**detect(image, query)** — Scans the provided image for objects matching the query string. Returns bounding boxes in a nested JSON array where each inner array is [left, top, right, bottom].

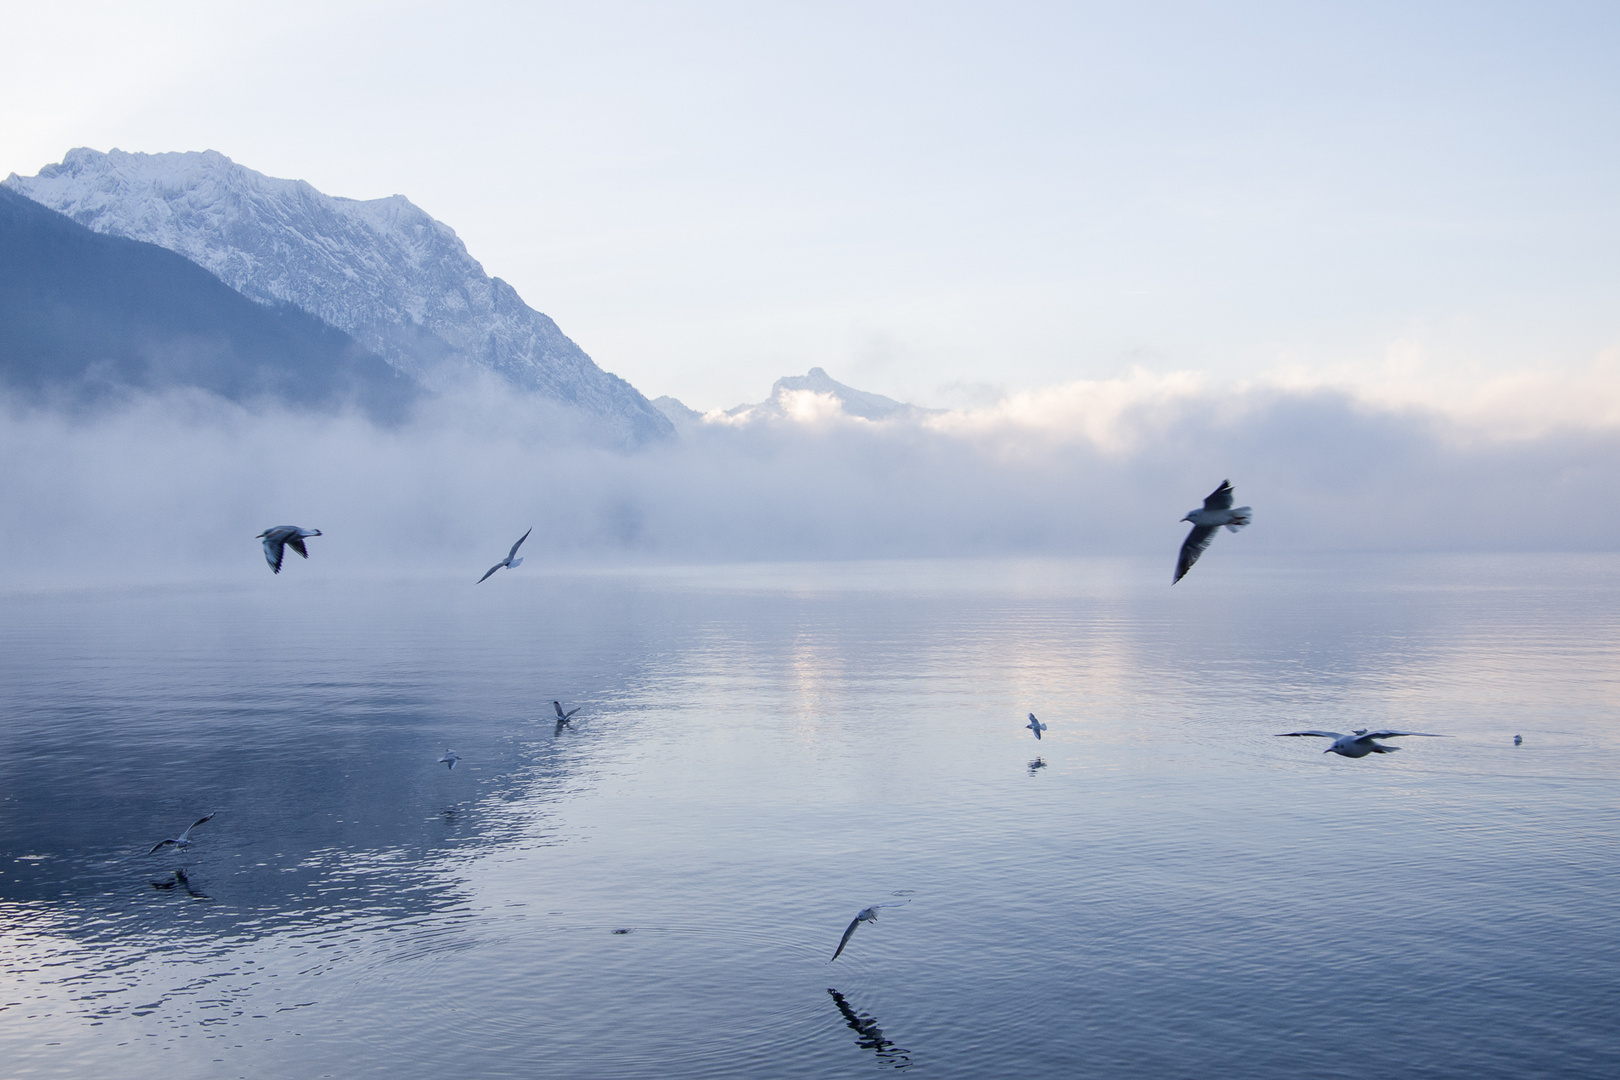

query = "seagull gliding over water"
[[258, 526, 321, 574], [438, 750, 461, 770], [478, 528, 532, 583], [1277, 729, 1445, 758], [552, 700, 581, 736], [1026, 713, 1047, 740], [149, 813, 214, 854], [1173, 481, 1251, 584], [830, 901, 909, 962]]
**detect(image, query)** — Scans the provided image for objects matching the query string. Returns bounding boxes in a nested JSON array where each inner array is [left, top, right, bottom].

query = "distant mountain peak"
[[5, 148, 671, 445], [725, 367, 937, 423]]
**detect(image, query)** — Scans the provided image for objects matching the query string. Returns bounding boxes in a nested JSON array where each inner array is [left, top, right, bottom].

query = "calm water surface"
[[2, 555, 1617, 1078]]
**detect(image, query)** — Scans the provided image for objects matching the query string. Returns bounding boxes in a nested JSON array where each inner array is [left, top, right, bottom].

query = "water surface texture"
[[2, 556, 1617, 1078]]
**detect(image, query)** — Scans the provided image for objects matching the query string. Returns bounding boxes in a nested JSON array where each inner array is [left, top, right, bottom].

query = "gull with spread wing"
[[438, 750, 461, 770], [1277, 728, 1446, 758], [552, 700, 581, 736], [1174, 481, 1251, 584], [258, 526, 321, 574], [1026, 713, 1047, 740], [831, 901, 909, 962], [149, 813, 215, 854], [478, 528, 532, 583]]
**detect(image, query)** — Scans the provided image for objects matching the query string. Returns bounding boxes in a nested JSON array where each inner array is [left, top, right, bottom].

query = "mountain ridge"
[[5, 148, 671, 445], [0, 186, 416, 419]]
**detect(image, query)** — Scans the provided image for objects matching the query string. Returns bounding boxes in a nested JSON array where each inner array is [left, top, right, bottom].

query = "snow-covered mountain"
[[719, 367, 940, 423], [5, 149, 671, 444]]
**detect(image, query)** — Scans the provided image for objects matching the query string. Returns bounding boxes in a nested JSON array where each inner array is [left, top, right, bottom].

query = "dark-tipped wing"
[[262, 536, 285, 573], [1203, 480, 1234, 512], [1174, 525, 1218, 584], [831, 916, 862, 961], [1277, 730, 1344, 739], [508, 528, 533, 561], [286, 536, 309, 560], [1357, 730, 1445, 741], [177, 813, 215, 841], [564, 707, 580, 719], [477, 562, 503, 583], [554, 700, 566, 719]]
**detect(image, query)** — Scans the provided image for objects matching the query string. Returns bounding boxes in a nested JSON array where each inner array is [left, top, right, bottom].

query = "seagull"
[[1514, 734, 1523, 746], [830, 901, 909, 962], [1026, 713, 1047, 740], [1277, 728, 1446, 758], [1174, 480, 1252, 584], [477, 528, 532, 583], [438, 750, 460, 770], [553, 700, 580, 736], [257, 526, 322, 574], [148, 813, 214, 854]]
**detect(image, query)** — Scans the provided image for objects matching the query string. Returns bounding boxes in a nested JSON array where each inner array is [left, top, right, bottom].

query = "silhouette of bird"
[[1026, 713, 1047, 740], [438, 750, 460, 770], [831, 902, 909, 961], [1514, 734, 1523, 746], [1174, 481, 1252, 584], [148, 813, 214, 854], [150, 868, 210, 899], [1277, 728, 1445, 758], [258, 526, 321, 574], [478, 528, 532, 583]]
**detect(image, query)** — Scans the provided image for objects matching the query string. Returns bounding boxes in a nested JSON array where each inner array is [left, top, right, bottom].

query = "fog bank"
[[2, 375, 1616, 587]]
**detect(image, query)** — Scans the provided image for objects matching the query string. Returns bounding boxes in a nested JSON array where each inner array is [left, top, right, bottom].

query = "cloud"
[[1, 369, 1617, 587]]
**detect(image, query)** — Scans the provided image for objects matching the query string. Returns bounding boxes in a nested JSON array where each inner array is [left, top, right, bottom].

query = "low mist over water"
[[3, 557, 1616, 1078], [2, 375, 1617, 588]]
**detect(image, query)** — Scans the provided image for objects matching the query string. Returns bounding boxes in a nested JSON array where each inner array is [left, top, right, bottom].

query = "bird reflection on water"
[[149, 868, 210, 900], [1028, 757, 1047, 775], [827, 988, 912, 1069]]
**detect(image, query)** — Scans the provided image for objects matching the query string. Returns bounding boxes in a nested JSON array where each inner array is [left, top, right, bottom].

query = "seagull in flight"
[[478, 528, 532, 583], [1277, 729, 1446, 758], [1514, 735, 1523, 746], [257, 526, 321, 574], [552, 700, 581, 736], [1174, 481, 1251, 584], [149, 813, 214, 854], [830, 901, 909, 962], [438, 750, 461, 770], [1026, 713, 1047, 740]]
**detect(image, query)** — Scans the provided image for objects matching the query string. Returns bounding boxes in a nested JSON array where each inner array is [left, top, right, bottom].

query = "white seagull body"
[[1026, 713, 1047, 740], [1277, 728, 1445, 758], [478, 528, 532, 583], [258, 526, 321, 574], [149, 813, 215, 854], [1174, 481, 1251, 584], [438, 750, 460, 770], [830, 901, 909, 962], [552, 700, 581, 736]]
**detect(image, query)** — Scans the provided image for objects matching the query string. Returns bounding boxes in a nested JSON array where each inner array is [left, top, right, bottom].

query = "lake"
[[2, 555, 1617, 1078]]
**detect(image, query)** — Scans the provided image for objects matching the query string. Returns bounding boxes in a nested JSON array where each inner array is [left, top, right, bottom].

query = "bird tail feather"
[[1225, 508, 1252, 532], [509, 557, 524, 569]]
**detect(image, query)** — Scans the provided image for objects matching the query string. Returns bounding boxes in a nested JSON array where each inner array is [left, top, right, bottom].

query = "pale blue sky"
[[4, 1, 1618, 414]]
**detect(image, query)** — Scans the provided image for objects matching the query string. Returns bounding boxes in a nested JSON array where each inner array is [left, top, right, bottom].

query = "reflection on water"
[[1, 555, 1618, 1078], [828, 987, 913, 1069]]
